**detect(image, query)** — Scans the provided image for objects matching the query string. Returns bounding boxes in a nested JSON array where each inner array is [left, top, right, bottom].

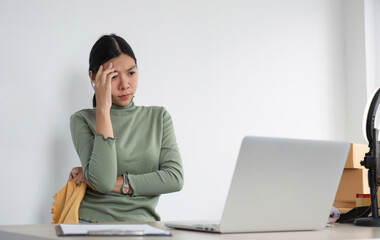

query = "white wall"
[[364, 0, 380, 135], [0, 0, 365, 224], [345, 0, 368, 144], [364, 0, 380, 97], [344, 0, 380, 144]]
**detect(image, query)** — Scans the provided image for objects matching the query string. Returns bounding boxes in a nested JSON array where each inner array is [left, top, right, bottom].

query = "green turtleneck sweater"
[[70, 101, 184, 223]]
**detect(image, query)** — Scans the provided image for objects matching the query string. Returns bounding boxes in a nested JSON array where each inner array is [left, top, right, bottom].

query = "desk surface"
[[0, 222, 380, 240]]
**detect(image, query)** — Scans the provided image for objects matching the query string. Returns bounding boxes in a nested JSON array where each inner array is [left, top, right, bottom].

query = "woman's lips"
[[119, 94, 130, 100]]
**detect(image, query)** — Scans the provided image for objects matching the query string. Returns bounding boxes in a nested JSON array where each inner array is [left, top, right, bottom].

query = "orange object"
[[344, 144, 369, 169], [335, 169, 369, 202], [51, 180, 87, 224], [356, 194, 371, 207]]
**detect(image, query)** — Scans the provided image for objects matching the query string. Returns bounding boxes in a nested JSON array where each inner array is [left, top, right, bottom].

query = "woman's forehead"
[[104, 54, 136, 70]]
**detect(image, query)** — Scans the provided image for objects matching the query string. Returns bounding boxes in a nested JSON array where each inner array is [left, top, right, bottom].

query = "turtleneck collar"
[[111, 100, 136, 110]]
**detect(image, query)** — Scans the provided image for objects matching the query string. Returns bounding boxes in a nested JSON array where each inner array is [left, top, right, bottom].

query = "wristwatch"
[[120, 172, 130, 195]]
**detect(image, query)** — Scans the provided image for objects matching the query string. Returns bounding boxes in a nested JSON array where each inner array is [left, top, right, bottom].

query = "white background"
[[0, 0, 377, 224]]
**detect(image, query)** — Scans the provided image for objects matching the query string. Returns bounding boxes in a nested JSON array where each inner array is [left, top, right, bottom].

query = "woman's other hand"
[[68, 167, 85, 184], [93, 63, 118, 111], [68, 166, 97, 190]]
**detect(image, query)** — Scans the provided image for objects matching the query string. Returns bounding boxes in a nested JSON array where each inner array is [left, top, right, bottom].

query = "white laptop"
[[165, 136, 350, 233]]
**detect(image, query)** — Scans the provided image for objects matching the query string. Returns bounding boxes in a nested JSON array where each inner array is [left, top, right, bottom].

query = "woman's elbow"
[[172, 171, 184, 192], [88, 177, 116, 194], [174, 180, 184, 192]]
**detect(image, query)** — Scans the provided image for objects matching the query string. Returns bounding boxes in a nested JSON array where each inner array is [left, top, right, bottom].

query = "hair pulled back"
[[89, 34, 137, 107]]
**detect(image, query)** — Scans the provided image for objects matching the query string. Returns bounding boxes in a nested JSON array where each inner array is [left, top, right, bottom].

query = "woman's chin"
[[113, 99, 131, 107]]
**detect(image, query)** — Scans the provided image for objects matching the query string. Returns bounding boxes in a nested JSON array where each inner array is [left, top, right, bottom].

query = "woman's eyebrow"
[[126, 66, 136, 71]]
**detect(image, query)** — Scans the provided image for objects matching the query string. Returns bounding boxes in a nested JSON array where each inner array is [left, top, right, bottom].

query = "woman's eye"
[[128, 71, 136, 76], [112, 75, 118, 79]]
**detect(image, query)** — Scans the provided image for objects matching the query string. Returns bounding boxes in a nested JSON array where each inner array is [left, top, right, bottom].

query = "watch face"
[[122, 187, 129, 194]]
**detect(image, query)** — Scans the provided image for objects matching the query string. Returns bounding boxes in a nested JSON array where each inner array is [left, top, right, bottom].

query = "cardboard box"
[[344, 143, 369, 169], [334, 200, 356, 213], [335, 207, 353, 214], [333, 200, 356, 209], [334, 168, 380, 213], [333, 143, 369, 212], [335, 168, 369, 202]]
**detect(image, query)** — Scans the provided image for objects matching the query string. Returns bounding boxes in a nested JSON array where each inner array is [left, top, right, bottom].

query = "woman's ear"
[[89, 71, 95, 84]]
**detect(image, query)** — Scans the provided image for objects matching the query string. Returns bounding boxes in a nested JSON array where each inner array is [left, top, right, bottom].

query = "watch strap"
[[120, 172, 130, 195]]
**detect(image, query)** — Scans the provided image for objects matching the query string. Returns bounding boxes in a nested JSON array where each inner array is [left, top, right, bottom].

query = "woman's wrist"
[[96, 106, 111, 115], [112, 176, 123, 193], [96, 108, 114, 138], [113, 176, 134, 195]]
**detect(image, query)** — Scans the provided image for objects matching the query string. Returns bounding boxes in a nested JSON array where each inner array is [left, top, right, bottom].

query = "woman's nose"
[[119, 77, 130, 90]]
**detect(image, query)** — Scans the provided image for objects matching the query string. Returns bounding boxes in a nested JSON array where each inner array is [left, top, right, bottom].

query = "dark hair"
[[89, 34, 137, 107]]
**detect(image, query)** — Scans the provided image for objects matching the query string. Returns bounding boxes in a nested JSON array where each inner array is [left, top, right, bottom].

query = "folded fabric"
[[328, 206, 340, 224], [51, 179, 87, 224]]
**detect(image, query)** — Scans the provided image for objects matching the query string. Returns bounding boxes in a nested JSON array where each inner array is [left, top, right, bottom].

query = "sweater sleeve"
[[128, 109, 184, 196], [70, 113, 117, 193]]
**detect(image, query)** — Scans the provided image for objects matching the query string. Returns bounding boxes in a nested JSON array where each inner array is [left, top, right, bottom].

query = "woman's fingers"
[[68, 166, 91, 187], [92, 62, 115, 110], [106, 71, 118, 82], [69, 168, 77, 180], [96, 63, 116, 85], [94, 65, 103, 85], [74, 172, 85, 184], [72, 167, 80, 175], [74, 175, 81, 184], [68, 167, 83, 181]]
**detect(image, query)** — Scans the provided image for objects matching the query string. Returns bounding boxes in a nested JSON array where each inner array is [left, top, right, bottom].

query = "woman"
[[68, 34, 184, 223]]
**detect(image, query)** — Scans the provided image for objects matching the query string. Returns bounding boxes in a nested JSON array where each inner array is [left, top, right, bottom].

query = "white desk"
[[0, 222, 380, 240]]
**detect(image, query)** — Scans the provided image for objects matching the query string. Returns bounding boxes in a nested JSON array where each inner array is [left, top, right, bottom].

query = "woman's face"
[[97, 54, 138, 107]]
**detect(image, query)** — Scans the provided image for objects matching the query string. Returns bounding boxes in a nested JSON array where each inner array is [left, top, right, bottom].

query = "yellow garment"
[[51, 180, 87, 224]]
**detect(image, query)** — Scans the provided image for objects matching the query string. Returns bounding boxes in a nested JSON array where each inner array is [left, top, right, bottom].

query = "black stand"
[[354, 170, 380, 226], [354, 129, 380, 226]]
